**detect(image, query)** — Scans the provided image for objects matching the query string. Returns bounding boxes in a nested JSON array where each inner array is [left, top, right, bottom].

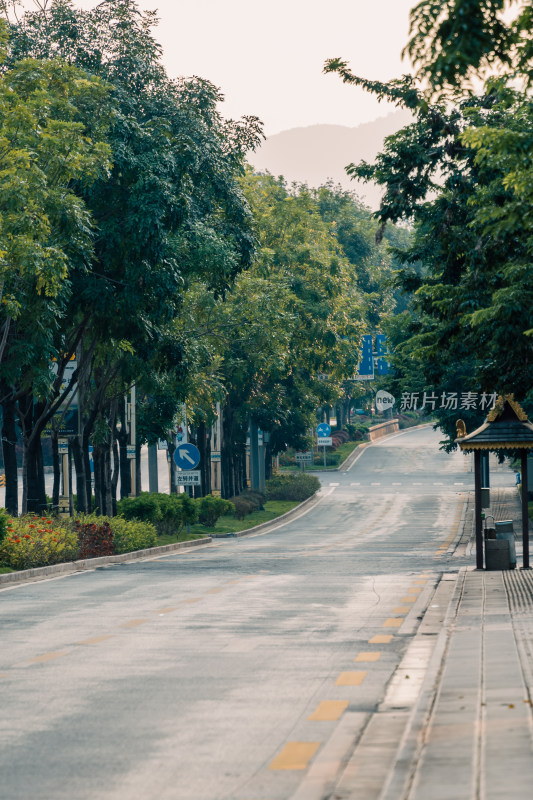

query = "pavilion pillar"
[[521, 451, 530, 569], [474, 449, 483, 569]]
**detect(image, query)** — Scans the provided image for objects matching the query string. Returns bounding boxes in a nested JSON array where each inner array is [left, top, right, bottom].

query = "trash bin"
[[495, 520, 516, 569], [485, 538, 511, 570]]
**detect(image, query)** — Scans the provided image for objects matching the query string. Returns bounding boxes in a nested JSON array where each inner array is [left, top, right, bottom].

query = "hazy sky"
[[55, 1, 416, 135]]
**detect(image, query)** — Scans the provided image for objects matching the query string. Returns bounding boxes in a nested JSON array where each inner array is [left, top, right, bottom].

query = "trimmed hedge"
[[116, 492, 198, 536], [265, 473, 319, 502], [108, 516, 157, 554], [197, 495, 234, 527], [230, 490, 265, 520]]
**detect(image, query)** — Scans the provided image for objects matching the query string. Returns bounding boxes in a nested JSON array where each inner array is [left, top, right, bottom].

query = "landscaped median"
[[0, 473, 321, 585]]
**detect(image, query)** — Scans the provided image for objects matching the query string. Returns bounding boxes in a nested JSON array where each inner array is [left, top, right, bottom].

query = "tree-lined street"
[[0, 426, 517, 799]]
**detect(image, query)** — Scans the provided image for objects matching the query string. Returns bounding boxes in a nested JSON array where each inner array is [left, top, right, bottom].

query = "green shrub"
[[197, 495, 234, 527], [0, 514, 78, 570], [116, 493, 162, 524], [313, 452, 341, 466], [108, 517, 157, 554], [265, 473, 320, 501], [231, 495, 255, 520], [0, 508, 9, 543], [229, 490, 265, 520], [154, 493, 198, 536]]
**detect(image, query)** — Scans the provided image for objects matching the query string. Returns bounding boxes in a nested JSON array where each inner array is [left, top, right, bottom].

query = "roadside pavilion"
[[455, 395, 533, 570]]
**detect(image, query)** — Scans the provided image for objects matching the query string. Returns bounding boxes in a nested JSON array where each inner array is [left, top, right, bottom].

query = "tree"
[[2, 0, 261, 512], [324, 54, 533, 447], [406, 0, 532, 91], [0, 20, 112, 512]]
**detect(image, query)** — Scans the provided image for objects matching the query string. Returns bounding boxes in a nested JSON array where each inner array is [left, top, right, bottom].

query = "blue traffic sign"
[[174, 443, 200, 470], [317, 423, 331, 438]]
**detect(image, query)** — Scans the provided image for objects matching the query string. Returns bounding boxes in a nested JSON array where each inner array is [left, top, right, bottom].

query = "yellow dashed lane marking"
[[183, 598, 201, 604], [0, 673, 8, 677], [401, 597, 416, 604], [269, 742, 320, 770], [78, 635, 114, 645], [419, 574, 430, 578], [308, 700, 349, 721], [335, 671, 367, 686], [355, 652, 381, 662], [207, 588, 223, 594], [413, 580, 427, 585], [155, 607, 177, 614], [407, 588, 422, 594], [394, 606, 412, 614], [26, 651, 69, 664], [384, 618, 404, 628], [369, 634, 393, 644], [120, 619, 148, 628]]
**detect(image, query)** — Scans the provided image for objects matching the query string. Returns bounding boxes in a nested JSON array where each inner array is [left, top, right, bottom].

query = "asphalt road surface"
[[0, 426, 515, 800]]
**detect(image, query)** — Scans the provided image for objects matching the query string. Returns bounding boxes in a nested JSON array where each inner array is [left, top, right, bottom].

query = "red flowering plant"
[[0, 514, 78, 571], [75, 518, 114, 559]]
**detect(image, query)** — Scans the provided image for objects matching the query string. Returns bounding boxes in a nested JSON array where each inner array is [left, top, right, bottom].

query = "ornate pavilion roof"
[[455, 395, 533, 451]]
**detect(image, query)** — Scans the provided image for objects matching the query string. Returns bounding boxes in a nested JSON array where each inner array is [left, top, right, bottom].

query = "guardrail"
[[368, 418, 400, 441]]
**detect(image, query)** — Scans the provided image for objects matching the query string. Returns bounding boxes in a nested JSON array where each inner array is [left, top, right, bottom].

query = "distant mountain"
[[248, 110, 413, 210]]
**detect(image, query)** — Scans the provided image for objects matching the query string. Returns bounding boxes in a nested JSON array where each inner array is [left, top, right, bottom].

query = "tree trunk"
[[51, 431, 60, 511], [135, 439, 142, 496], [111, 437, 119, 515], [26, 433, 46, 514], [93, 446, 103, 514], [71, 436, 87, 513], [104, 443, 113, 516], [1, 394, 19, 515], [221, 403, 233, 499]]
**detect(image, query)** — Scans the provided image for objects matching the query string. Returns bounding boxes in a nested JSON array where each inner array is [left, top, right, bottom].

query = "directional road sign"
[[174, 443, 200, 470], [176, 470, 201, 486], [317, 423, 331, 438]]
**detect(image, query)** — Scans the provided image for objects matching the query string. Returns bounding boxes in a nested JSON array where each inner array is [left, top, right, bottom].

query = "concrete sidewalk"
[[330, 490, 533, 800]]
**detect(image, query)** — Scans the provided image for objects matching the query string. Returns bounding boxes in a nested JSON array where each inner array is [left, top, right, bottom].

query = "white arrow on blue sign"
[[174, 443, 200, 470], [317, 423, 331, 438]]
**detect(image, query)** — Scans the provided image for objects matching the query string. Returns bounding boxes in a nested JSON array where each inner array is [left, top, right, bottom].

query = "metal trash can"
[[485, 538, 511, 570], [495, 520, 516, 569]]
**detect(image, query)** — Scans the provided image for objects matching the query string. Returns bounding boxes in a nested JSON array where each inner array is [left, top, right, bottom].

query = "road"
[[0, 426, 515, 800]]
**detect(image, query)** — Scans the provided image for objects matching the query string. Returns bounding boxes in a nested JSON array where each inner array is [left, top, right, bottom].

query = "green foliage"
[[197, 495, 234, 528], [406, 1, 532, 91], [116, 493, 162, 524], [0, 508, 9, 542], [326, 49, 533, 447], [155, 493, 199, 536], [106, 516, 157, 554], [116, 492, 199, 536], [265, 473, 320, 502], [0, 514, 78, 570], [230, 490, 265, 520]]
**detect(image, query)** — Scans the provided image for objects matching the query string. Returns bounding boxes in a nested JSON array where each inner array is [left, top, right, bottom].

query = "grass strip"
[[156, 500, 299, 545]]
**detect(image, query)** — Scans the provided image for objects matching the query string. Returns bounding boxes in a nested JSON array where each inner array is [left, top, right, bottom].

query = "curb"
[[0, 536, 212, 588], [327, 422, 433, 473], [211, 491, 322, 538]]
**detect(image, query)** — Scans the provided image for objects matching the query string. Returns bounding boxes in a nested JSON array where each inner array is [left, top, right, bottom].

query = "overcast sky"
[[64, 1, 415, 135]]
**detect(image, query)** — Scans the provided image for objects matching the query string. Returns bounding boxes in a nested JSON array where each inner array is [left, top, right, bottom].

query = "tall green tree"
[[2, 0, 261, 512]]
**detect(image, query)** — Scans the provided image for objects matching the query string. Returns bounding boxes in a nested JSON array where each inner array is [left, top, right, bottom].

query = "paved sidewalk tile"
[[409, 570, 533, 800]]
